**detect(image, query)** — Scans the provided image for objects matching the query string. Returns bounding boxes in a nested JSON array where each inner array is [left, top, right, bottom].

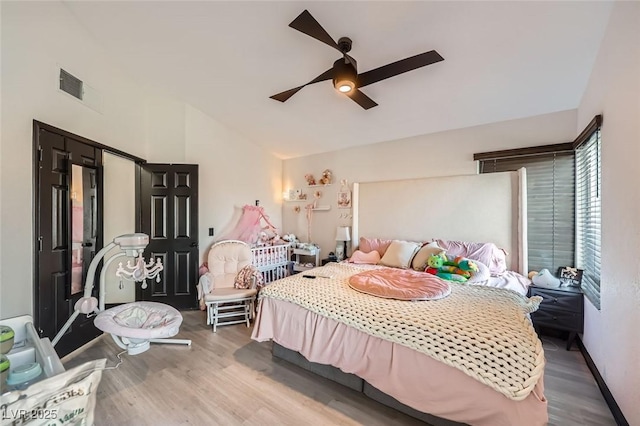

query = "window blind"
[[575, 129, 601, 309], [480, 152, 575, 273]]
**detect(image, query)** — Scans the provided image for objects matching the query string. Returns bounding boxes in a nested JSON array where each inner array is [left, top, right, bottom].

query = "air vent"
[[59, 69, 83, 100]]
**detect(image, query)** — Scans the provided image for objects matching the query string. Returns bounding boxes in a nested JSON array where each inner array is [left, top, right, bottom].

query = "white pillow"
[[411, 241, 444, 270], [378, 240, 422, 269]]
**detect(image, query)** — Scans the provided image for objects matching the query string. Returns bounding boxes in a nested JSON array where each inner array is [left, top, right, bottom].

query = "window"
[[575, 127, 601, 309], [478, 150, 575, 273], [476, 114, 603, 309]]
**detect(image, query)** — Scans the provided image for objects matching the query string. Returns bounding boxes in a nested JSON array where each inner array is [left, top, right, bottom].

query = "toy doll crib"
[[251, 243, 292, 283]]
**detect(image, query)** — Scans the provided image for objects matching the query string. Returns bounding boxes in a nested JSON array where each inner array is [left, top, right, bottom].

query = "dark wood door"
[[35, 124, 102, 357], [138, 164, 198, 309]]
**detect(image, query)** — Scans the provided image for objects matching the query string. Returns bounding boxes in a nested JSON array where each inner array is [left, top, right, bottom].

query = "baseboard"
[[104, 303, 122, 310], [578, 338, 629, 426], [60, 333, 105, 364]]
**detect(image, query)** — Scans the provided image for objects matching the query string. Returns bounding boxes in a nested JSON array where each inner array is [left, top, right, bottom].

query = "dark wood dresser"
[[528, 284, 584, 350]]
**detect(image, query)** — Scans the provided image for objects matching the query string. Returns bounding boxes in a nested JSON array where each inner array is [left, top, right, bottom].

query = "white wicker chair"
[[201, 240, 257, 332]]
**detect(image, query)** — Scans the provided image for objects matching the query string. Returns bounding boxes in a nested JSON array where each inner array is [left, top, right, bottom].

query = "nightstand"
[[322, 256, 338, 266], [528, 284, 584, 350]]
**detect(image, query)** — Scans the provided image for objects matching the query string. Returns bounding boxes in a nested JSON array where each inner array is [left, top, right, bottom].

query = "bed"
[[252, 171, 548, 425]]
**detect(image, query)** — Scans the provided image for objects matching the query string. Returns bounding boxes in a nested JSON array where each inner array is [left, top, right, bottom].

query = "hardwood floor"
[[64, 311, 616, 425]]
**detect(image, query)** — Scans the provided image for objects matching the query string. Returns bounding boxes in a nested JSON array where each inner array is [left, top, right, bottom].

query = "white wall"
[[282, 110, 577, 257], [577, 2, 640, 424], [0, 2, 282, 319], [103, 153, 137, 304], [185, 105, 283, 264], [0, 3, 3, 316], [0, 1, 147, 319], [145, 94, 186, 163]]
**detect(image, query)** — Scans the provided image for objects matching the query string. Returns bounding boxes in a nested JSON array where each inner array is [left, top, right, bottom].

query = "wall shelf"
[[307, 184, 332, 187], [283, 202, 330, 211]]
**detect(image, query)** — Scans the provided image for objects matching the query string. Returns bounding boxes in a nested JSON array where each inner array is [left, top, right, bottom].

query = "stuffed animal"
[[531, 269, 561, 288], [319, 169, 332, 185], [305, 174, 316, 186], [425, 252, 479, 282], [282, 233, 298, 245]]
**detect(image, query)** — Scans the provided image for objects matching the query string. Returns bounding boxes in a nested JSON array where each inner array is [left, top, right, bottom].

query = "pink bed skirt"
[[252, 297, 548, 426]]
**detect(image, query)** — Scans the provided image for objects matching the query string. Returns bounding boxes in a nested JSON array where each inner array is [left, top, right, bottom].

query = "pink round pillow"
[[348, 269, 451, 301]]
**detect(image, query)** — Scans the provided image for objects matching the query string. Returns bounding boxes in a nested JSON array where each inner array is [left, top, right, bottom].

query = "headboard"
[[352, 170, 527, 274]]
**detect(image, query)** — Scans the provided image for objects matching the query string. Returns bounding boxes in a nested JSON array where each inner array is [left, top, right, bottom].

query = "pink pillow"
[[359, 237, 393, 257], [349, 250, 381, 265], [434, 239, 508, 276]]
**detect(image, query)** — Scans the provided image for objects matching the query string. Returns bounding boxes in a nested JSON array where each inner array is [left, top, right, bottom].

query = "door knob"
[[82, 242, 93, 247], [190, 242, 198, 248]]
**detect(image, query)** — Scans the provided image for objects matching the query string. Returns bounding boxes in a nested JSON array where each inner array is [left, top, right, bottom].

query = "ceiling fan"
[[270, 9, 444, 110]]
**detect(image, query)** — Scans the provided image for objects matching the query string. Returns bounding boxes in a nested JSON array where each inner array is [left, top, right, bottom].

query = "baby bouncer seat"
[[53, 234, 191, 355], [94, 301, 184, 355]]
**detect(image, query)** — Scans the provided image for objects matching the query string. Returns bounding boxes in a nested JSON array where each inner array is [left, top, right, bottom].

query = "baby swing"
[[53, 234, 191, 355]]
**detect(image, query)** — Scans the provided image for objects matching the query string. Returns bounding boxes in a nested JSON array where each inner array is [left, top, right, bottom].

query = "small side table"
[[292, 247, 321, 273], [528, 284, 584, 350]]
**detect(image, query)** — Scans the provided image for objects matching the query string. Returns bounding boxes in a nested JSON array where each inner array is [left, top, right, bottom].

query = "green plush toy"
[[425, 252, 478, 282]]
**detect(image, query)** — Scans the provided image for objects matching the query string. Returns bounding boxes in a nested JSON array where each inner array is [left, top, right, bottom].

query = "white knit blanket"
[[259, 263, 545, 401]]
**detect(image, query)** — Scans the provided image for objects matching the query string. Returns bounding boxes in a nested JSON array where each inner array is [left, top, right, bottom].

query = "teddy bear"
[[425, 252, 478, 282], [318, 169, 332, 185], [304, 174, 316, 186]]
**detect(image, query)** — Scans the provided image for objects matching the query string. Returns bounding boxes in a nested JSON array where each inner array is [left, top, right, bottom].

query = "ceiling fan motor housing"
[[337, 37, 352, 53], [333, 58, 357, 91]]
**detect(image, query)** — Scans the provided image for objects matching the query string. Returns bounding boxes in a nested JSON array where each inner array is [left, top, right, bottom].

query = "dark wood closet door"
[[138, 164, 199, 309], [35, 124, 102, 357]]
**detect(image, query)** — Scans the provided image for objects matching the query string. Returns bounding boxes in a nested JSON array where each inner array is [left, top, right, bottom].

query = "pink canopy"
[[216, 205, 277, 244]]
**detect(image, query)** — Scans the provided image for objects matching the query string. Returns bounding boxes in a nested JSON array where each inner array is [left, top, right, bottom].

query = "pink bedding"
[[435, 239, 508, 276], [252, 297, 548, 426], [348, 268, 451, 301]]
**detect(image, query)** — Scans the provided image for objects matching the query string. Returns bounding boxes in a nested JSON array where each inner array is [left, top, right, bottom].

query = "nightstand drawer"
[[531, 288, 583, 312], [531, 308, 584, 332]]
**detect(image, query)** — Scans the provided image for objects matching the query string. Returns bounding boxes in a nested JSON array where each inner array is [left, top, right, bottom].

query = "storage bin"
[[0, 315, 64, 394]]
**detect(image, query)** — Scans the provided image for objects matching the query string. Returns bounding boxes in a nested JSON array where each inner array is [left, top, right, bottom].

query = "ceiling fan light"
[[333, 58, 357, 94], [336, 80, 354, 93]]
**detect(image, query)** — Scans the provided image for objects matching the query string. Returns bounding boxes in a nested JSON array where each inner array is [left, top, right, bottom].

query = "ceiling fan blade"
[[270, 68, 334, 103], [270, 86, 305, 103], [346, 89, 378, 110], [357, 50, 444, 88], [289, 10, 340, 51]]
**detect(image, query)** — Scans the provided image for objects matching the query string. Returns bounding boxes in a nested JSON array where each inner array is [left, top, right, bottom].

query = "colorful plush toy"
[[425, 252, 479, 282]]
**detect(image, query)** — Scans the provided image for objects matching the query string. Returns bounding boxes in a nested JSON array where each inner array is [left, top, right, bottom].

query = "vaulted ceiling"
[[64, 1, 612, 158]]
